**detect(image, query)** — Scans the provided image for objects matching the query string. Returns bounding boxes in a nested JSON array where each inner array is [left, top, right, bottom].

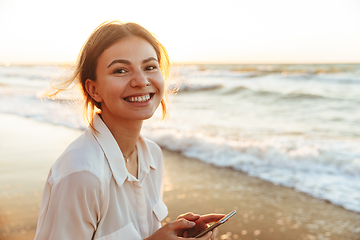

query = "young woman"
[[34, 20, 223, 240]]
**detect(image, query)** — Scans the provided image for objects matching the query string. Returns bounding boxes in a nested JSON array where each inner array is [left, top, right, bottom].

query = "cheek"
[[101, 83, 123, 105], [159, 82, 165, 96], [101, 79, 126, 101], [155, 75, 165, 95]]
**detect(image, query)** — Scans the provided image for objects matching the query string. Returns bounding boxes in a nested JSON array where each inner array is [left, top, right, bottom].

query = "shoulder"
[[50, 129, 106, 185], [140, 136, 164, 173], [143, 137, 162, 156], [142, 137, 163, 166]]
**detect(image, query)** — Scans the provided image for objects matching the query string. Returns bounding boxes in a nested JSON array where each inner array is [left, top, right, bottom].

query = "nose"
[[130, 69, 149, 88]]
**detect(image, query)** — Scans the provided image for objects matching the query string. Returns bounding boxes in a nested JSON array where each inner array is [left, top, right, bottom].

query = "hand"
[[145, 218, 217, 240], [176, 212, 225, 238]]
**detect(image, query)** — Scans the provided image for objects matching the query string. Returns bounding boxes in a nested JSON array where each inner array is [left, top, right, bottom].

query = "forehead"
[[99, 36, 158, 65]]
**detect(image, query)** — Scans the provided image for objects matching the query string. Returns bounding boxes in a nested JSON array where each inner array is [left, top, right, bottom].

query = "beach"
[[2, 64, 360, 214], [0, 114, 359, 240], [0, 114, 81, 240]]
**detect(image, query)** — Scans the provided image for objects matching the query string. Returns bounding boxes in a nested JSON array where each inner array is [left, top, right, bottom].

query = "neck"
[[100, 111, 143, 157]]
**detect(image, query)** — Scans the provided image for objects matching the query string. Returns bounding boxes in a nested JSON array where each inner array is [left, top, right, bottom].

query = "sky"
[[0, 0, 360, 65]]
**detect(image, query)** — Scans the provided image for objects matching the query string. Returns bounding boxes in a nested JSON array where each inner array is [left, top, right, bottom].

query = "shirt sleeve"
[[34, 171, 104, 240]]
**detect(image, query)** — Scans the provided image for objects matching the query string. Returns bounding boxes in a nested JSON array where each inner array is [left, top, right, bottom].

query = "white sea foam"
[[169, 82, 223, 92], [142, 125, 360, 212]]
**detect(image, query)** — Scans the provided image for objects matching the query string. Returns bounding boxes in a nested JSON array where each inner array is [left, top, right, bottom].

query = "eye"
[[113, 68, 127, 74], [145, 65, 158, 71]]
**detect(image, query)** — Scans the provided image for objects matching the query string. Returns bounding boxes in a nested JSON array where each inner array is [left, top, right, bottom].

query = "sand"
[[0, 114, 359, 240], [162, 150, 360, 240], [0, 114, 81, 240]]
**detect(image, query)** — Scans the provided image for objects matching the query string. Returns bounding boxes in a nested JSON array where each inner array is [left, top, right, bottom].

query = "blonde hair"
[[46, 20, 171, 130]]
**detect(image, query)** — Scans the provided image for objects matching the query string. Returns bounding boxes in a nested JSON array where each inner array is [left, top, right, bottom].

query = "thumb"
[[169, 219, 196, 231]]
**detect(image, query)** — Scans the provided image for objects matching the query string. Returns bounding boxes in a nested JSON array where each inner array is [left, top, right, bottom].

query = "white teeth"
[[126, 94, 151, 103]]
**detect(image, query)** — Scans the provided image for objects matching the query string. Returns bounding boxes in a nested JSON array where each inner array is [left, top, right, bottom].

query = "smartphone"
[[195, 210, 236, 238]]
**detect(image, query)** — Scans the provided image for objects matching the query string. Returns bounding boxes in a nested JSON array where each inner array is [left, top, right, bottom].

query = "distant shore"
[[0, 114, 359, 240]]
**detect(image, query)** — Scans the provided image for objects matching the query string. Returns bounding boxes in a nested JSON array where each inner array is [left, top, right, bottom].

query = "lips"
[[124, 93, 153, 103]]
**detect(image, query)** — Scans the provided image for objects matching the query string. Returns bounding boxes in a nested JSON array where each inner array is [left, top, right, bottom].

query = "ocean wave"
[[0, 93, 85, 130], [2, 73, 51, 81], [144, 127, 360, 176], [0, 65, 61, 80], [195, 70, 259, 78], [222, 85, 321, 99], [172, 66, 259, 78], [282, 73, 360, 84], [174, 64, 360, 78], [142, 126, 360, 212], [170, 83, 223, 92], [2, 86, 359, 213], [220, 85, 357, 102], [1, 63, 359, 213], [282, 92, 326, 100]]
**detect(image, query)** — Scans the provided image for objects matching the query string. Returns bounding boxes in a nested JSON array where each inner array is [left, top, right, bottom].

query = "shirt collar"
[[91, 114, 156, 187], [137, 135, 157, 184]]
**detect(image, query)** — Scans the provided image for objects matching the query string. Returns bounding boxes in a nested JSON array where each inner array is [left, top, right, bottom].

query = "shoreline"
[[162, 149, 360, 240], [0, 114, 359, 240]]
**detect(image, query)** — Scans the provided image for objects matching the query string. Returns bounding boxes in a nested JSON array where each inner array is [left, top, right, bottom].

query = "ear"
[[85, 79, 102, 102], [85, 79, 103, 103]]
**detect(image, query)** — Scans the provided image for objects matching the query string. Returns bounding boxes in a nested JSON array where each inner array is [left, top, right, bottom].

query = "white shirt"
[[34, 115, 168, 240]]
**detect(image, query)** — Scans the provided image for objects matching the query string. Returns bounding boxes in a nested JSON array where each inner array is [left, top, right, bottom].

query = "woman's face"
[[90, 36, 164, 122]]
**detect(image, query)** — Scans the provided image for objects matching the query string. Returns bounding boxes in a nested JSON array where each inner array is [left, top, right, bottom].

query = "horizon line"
[[2, 61, 360, 67]]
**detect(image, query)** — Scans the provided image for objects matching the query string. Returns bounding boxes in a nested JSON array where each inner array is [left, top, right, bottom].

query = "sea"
[[0, 63, 359, 213]]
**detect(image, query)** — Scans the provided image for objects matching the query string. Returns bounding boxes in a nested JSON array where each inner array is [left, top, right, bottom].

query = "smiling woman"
[[35, 20, 224, 240], [85, 36, 165, 128], [45, 21, 171, 131]]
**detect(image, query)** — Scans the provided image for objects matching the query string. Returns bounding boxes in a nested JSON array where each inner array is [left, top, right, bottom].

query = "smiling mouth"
[[124, 93, 154, 103]]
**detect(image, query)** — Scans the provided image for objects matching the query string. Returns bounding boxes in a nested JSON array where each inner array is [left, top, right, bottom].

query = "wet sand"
[[0, 114, 81, 240], [0, 114, 359, 240], [162, 150, 360, 240]]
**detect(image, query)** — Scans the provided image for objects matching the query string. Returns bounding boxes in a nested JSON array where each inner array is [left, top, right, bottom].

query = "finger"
[[200, 214, 226, 223], [210, 228, 218, 240], [169, 219, 196, 231], [196, 231, 213, 240], [177, 212, 201, 221]]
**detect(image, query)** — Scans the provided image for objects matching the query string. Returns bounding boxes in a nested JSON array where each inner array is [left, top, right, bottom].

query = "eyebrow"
[[107, 57, 158, 68]]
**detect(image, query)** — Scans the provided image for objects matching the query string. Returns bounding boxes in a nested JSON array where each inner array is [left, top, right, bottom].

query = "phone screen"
[[195, 210, 236, 238]]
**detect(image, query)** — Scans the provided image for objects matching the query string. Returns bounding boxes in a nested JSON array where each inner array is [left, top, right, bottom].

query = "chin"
[[131, 110, 157, 121]]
